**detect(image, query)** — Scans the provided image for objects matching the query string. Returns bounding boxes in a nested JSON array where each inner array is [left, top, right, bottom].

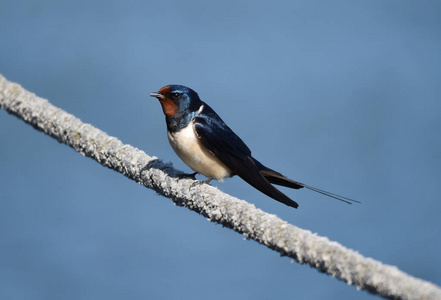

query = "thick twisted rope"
[[1, 74, 439, 299]]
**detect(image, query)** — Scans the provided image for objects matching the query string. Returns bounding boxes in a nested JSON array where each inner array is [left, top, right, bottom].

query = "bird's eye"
[[170, 92, 181, 100]]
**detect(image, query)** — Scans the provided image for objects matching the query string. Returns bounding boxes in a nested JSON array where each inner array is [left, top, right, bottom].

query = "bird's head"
[[150, 85, 202, 118]]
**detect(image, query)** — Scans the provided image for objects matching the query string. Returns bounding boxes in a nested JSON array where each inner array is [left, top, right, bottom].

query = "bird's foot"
[[177, 172, 198, 180], [190, 177, 213, 188]]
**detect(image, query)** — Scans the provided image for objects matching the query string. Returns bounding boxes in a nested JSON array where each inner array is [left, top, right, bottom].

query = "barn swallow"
[[150, 85, 359, 209]]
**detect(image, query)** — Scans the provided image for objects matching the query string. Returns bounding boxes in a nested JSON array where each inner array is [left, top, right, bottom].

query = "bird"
[[150, 85, 359, 209]]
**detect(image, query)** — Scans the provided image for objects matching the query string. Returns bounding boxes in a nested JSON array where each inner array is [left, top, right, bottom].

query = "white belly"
[[167, 122, 232, 180]]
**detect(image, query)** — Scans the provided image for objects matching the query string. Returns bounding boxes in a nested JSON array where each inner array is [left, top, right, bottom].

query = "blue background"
[[1, 1, 440, 299]]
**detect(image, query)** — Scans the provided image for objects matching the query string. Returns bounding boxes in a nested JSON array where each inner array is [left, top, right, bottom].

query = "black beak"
[[150, 92, 164, 99]]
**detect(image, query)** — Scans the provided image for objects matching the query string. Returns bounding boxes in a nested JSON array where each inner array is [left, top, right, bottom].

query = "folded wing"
[[193, 105, 299, 208]]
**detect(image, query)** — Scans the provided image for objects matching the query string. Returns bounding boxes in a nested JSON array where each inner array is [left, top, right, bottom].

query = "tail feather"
[[253, 158, 360, 205], [260, 169, 303, 189], [297, 183, 361, 204], [232, 157, 299, 208], [253, 159, 303, 189]]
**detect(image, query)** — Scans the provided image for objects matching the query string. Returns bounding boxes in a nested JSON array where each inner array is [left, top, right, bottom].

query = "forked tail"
[[254, 158, 360, 205]]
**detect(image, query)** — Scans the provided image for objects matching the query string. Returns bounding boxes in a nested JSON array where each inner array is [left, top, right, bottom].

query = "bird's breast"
[[167, 122, 232, 180]]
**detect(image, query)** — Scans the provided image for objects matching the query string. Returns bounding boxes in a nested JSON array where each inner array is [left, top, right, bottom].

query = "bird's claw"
[[190, 177, 213, 188]]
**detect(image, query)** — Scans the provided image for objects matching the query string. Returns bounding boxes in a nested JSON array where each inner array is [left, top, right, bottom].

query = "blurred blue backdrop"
[[1, 1, 440, 299]]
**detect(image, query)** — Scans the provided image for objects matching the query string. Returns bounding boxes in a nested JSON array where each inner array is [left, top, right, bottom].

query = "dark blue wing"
[[193, 103, 251, 166], [193, 103, 299, 208]]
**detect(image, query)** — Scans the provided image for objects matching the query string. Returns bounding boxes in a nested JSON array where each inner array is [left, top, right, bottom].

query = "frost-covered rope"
[[1, 74, 440, 299]]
